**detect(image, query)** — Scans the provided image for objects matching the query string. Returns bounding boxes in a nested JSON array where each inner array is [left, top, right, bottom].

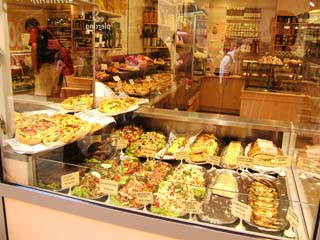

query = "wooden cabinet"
[[222, 77, 245, 114], [200, 76, 244, 114], [240, 90, 307, 122]]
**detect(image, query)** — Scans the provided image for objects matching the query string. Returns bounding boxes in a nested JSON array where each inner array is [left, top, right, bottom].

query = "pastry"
[[221, 141, 242, 168], [211, 172, 238, 199]]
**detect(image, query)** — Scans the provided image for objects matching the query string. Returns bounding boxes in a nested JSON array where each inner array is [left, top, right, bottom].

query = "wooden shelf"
[[98, 10, 122, 18], [95, 48, 122, 51]]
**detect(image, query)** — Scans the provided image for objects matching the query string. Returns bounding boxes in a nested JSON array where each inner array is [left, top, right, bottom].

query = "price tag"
[[175, 151, 189, 161], [113, 62, 120, 68], [61, 172, 80, 189], [99, 179, 118, 196], [140, 147, 157, 158], [73, 103, 87, 112], [286, 207, 300, 229], [237, 156, 254, 169], [296, 157, 319, 174], [129, 79, 135, 85], [146, 76, 152, 82], [276, 156, 290, 168], [101, 64, 108, 71], [207, 155, 221, 165], [116, 139, 128, 150], [254, 158, 277, 168], [183, 201, 201, 214], [231, 199, 252, 222], [136, 192, 153, 205], [90, 135, 102, 144], [113, 76, 121, 82]]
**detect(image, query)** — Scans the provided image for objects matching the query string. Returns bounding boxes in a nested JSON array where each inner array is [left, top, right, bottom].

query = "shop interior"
[[1, 0, 320, 240]]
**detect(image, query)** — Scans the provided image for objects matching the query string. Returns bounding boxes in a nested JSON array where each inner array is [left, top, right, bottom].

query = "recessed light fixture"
[[310, 1, 316, 7]]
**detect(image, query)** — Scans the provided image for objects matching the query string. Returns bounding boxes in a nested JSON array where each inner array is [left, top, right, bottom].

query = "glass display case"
[[0, 1, 320, 240]]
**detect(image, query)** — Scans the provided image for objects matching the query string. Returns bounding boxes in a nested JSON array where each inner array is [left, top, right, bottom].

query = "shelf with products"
[[224, 8, 261, 54], [47, 10, 72, 48]]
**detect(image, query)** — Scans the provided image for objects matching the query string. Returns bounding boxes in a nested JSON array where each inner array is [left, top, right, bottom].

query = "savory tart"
[[98, 98, 137, 113], [61, 94, 93, 111], [188, 133, 219, 163]]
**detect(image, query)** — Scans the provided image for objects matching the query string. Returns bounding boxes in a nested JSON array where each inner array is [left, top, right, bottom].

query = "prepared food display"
[[109, 178, 153, 209], [98, 97, 139, 114], [220, 141, 244, 169], [83, 139, 117, 165], [125, 131, 167, 157], [258, 56, 283, 65], [71, 172, 105, 200], [150, 164, 206, 217], [135, 160, 171, 191], [61, 94, 93, 111], [246, 139, 284, 167], [109, 125, 143, 148], [188, 133, 219, 163], [247, 176, 288, 231], [90, 158, 141, 185], [199, 170, 240, 225]]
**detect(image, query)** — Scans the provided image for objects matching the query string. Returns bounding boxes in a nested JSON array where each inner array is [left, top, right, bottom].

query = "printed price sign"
[[74, 103, 87, 112], [113, 76, 121, 82], [61, 172, 80, 189], [237, 156, 254, 169], [141, 147, 157, 158], [183, 201, 201, 214], [297, 157, 319, 174], [286, 207, 300, 229], [231, 199, 252, 222], [101, 64, 108, 71], [254, 158, 277, 168], [175, 151, 189, 161], [136, 192, 153, 205], [129, 79, 135, 85], [99, 179, 118, 196], [146, 76, 152, 82], [116, 139, 128, 150], [276, 156, 290, 168], [207, 155, 221, 165]]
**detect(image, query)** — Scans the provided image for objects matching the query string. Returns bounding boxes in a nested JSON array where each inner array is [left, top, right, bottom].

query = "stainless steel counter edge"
[[135, 107, 291, 132], [0, 182, 285, 240]]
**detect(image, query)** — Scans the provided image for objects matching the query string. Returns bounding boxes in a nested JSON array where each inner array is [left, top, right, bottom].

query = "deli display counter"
[[1, 105, 319, 240], [0, 0, 320, 240]]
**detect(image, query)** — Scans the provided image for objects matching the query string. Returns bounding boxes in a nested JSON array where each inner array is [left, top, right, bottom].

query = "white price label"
[[61, 172, 80, 189], [129, 79, 135, 85], [237, 156, 254, 169], [297, 157, 320, 174], [141, 147, 157, 158], [175, 151, 189, 161], [207, 155, 221, 165], [286, 207, 300, 229], [183, 201, 201, 214], [101, 64, 108, 71], [136, 192, 153, 205], [113, 76, 121, 82], [116, 139, 128, 150], [99, 179, 118, 196], [146, 76, 152, 82], [74, 103, 87, 112], [231, 199, 252, 222], [254, 157, 277, 168], [276, 156, 290, 168]]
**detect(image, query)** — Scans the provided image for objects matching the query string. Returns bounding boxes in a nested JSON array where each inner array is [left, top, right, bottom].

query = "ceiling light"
[[310, 1, 315, 7]]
